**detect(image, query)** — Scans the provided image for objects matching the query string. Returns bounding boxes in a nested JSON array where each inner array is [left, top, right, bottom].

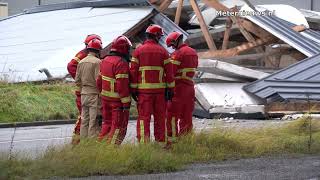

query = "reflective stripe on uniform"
[[140, 119, 145, 144], [175, 76, 193, 82], [170, 59, 181, 65], [176, 68, 196, 82], [131, 57, 139, 64], [139, 66, 164, 71], [165, 118, 167, 143], [177, 68, 196, 73], [138, 83, 166, 89], [171, 117, 176, 142], [138, 66, 164, 89], [74, 56, 81, 63], [102, 75, 116, 82], [101, 75, 117, 97], [101, 90, 120, 98], [111, 129, 120, 144], [130, 83, 138, 88], [167, 82, 175, 88], [115, 74, 129, 79], [121, 96, 131, 104], [164, 59, 171, 65]]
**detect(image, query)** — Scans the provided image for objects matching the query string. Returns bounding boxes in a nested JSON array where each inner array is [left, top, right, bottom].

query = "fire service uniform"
[[130, 25, 175, 144], [67, 34, 101, 144], [165, 32, 198, 143], [75, 39, 102, 138], [97, 35, 132, 145]]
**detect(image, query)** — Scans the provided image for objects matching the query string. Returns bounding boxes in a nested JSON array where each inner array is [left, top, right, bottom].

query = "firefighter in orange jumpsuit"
[[130, 25, 175, 144], [165, 32, 198, 144], [96, 35, 132, 145], [67, 34, 101, 144]]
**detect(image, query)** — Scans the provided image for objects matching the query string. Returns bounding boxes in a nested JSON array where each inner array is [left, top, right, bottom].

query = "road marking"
[[0, 137, 72, 144]]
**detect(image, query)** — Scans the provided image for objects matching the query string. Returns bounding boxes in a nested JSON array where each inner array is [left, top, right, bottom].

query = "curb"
[[0, 120, 77, 128], [0, 116, 138, 128]]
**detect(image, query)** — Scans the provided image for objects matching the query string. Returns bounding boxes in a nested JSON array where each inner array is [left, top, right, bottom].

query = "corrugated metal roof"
[[244, 53, 320, 102], [245, 14, 320, 57], [275, 16, 320, 46], [0, 6, 153, 82]]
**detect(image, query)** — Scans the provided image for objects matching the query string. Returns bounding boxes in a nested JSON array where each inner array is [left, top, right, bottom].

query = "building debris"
[[198, 59, 269, 81], [244, 53, 320, 102], [1, 0, 320, 118], [196, 83, 265, 118], [300, 9, 320, 30], [242, 5, 320, 57]]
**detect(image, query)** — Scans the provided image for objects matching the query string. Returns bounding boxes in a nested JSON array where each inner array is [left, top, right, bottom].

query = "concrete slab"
[[197, 72, 245, 82], [198, 59, 269, 81]]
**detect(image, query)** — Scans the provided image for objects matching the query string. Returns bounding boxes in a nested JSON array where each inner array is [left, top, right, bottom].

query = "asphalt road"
[[0, 124, 73, 157], [0, 121, 138, 158], [71, 155, 320, 180]]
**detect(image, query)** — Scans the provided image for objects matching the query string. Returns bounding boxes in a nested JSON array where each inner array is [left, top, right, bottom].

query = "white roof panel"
[[195, 83, 265, 114], [0, 7, 152, 82]]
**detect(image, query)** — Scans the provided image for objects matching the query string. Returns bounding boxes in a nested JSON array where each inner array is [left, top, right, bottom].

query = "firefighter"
[[96, 35, 132, 145], [130, 24, 175, 144], [67, 34, 101, 144], [165, 31, 198, 144], [75, 39, 102, 139]]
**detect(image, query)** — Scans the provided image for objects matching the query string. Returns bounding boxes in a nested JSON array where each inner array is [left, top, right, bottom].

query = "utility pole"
[[311, 0, 314, 11], [38, 0, 41, 6]]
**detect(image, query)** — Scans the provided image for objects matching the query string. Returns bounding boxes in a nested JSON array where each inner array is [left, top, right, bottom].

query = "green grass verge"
[[0, 83, 78, 123], [0, 83, 138, 123], [1, 118, 319, 180]]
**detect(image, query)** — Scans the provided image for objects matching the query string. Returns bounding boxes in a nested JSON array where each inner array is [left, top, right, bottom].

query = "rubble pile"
[[150, 0, 320, 118]]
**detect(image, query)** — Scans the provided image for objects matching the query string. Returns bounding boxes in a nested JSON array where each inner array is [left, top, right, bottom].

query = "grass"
[[1, 118, 319, 180], [0, 82, 138, 123], [0, 82, 78, 123]]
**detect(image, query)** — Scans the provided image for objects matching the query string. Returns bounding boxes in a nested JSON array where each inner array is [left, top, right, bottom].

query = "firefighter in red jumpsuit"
[[67, 34, 101, 144], [96, 35, 132, 145], [165, 32, 198, 144], [130, 25, 175, 144]]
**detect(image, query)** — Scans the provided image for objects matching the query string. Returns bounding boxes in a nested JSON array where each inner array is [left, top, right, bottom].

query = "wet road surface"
[[71, 155, 320, 180]]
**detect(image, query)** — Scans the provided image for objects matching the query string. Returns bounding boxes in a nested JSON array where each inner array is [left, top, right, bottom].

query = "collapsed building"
[[0, 0, 320, 119]]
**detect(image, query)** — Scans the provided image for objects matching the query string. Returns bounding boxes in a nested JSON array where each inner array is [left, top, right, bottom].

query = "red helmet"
[[146, 24, 164, 38], [84, 34, 102, 45], [87, 39, 102, 51], [166, 31, 183, 47], [110, 35, 132, 55]]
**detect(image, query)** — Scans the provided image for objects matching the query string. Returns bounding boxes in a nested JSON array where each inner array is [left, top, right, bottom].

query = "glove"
[[122, 106, 130, 111], [131, 92, 138, 102], [165, 88, 174, 101], [117, 105, 130, 112]]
